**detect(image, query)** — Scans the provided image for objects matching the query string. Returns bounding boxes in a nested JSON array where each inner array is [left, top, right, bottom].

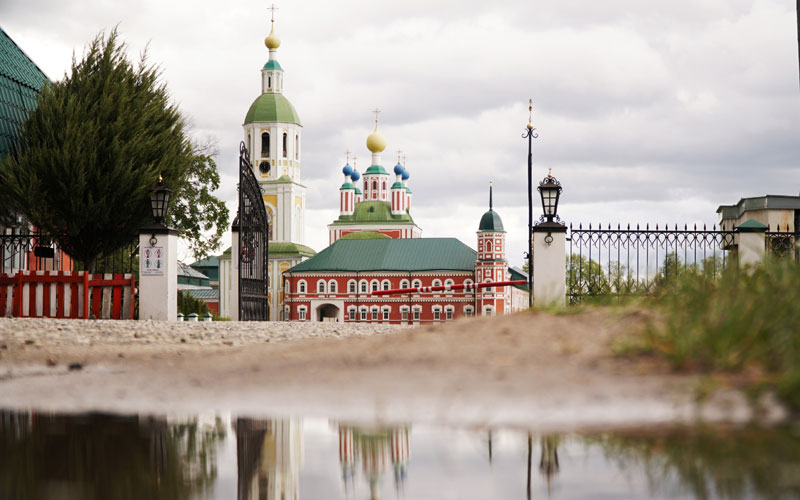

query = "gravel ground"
[[0, 318, 407, 349]]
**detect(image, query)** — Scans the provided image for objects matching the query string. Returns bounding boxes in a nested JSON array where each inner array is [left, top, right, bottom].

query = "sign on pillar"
[[139, 225, 178, 320]]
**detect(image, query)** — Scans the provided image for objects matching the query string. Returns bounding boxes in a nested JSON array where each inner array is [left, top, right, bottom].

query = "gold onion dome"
[[265, 23, 281, 50], [366, 125, 387, 153]]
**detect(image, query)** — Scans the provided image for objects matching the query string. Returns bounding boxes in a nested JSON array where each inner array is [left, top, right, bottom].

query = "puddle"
[[2, 410, 800, 499]]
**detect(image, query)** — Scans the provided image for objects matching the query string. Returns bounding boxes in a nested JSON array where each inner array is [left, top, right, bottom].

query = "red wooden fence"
[[0, 271, 136, 319]]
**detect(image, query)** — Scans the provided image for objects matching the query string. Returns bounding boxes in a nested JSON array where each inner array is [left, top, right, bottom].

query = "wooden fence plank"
[[56, 274, 65, 318], [112, 273, 122, 319]]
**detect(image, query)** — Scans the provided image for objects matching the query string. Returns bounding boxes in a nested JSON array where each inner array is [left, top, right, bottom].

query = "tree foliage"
[[0, 28, 227, 269]]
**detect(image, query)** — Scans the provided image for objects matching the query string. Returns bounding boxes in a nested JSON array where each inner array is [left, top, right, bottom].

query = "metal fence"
[[765, 225, 799, 263], [0, 232, 139, 275], [567, 224, 736, 304]]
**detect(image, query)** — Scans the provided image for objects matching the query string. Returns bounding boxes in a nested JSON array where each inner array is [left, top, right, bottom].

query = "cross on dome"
[[268, 3, 279, 21], [265, 4, 281, 50]]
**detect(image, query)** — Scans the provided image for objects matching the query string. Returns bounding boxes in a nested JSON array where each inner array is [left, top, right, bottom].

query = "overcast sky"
[[2, 0, 799, 266]]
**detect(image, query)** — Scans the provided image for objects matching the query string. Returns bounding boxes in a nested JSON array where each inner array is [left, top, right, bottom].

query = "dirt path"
[[0, 310, 784, 430]]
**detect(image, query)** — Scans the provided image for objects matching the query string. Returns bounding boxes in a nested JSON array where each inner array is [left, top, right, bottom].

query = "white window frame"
[[360, 308, 368, 321], [433, 306, 442, 321], [445, 306, 454, 320], [360, 280, 368, 294], [381, 280, 391, 291], [371, 307, 379, 321], [432, 279, 442, 287], [317, 280, 326, 294], [348, 280, 357, 294], [401, 307, 409, 321], [298, 280, 307, 294], [382, 307, 390, 321], [412, 279, 422, 289], [298, 307, 307, 320], [328, 280, 337, 294], [464, 306, 474, 317], [400, 279, 410, 289], [371, 280, 379, 293], [348, 308, 356, 321]]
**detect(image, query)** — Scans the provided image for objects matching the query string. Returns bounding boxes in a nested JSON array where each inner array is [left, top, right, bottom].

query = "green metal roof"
[[0, 27, 48, 159], [364, 164, 389, 175], [391, 181, 404, 189], [191, 255, 219, 268], [340, 182, 355, 190], [288, 237, 476, 273], [263, 59, 283, 71], [263, 174, 294, 184], [737, 218, 768, 232], [339, 231, 390, 240], [478, 209, 505, 232], [184, 288, 219, 300], [269, 241, 316, 257], [244, 92, 302, 125], [331, 200, 415, 225], [509, 266, 529, 291]]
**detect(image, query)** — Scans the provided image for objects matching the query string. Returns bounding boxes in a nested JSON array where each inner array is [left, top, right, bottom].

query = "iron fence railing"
[[567, 224, 736, 304], [765, 225, 799, 263]]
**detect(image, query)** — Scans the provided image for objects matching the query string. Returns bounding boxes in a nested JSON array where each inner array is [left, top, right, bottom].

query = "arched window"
[[295, 135, 299, 160], [444, 279, 455, 289], [382, 280, 390, 291], [400, 279, 410, 289], [317, 280, 326, 294], [445, 306, 454, 320], [382, 181, 387, 191], [432, 279, 442, 287], [348, 307, 357, 321], [371, 281, 379, 293], [348, 281, 357, 294], [298, 280, 307, 294], [328, 280, 337, 293], [487, 241, 493, 252], [282, 133, 288, 158], [268, 76, 272, 88], [433, 306, 442, 321], [412, 279, 422, 289], [248, 133, 251, 151], [261, 132, 270, 157], [360, 281, 368, 294], [372, 180, 377, 192]]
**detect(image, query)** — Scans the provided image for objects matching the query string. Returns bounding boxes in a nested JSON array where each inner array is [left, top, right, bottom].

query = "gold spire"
[[366, 108, 387, 153], [527, 98, 533, 130], [265, 4, 281, 50]]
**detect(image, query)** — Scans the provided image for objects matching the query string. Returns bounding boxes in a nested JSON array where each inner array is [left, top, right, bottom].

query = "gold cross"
[[372, 107, 381, 125], [345, 149, 351, 164], [353, 155, 358, 169], [268, 3, 278, 22], [396, 150, 403, 163]]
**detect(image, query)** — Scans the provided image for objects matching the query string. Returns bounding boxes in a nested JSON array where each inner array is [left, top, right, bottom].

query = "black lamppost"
[[523, 99, 538, 308], [148, 175, 172, 246]]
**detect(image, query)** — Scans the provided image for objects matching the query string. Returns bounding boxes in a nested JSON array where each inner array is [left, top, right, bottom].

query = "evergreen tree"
[[0, 29, 224, 270]]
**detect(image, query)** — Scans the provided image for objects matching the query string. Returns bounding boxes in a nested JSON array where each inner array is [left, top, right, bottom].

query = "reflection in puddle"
[[2, 410, 800, 499]]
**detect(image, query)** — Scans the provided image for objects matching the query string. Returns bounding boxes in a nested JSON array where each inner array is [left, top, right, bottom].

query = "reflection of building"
[[337, 424, 410, 500], [235, 418, 302, 500]]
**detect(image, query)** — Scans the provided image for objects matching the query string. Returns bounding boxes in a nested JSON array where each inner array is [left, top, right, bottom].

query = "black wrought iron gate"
[[237, 142, 270, 320]]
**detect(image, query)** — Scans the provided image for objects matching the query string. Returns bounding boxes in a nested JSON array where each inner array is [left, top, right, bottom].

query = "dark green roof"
[[269, 241, 316, 257], [191, 255, 219, 268], [331, 200, 415, 225], [509, 266, 529, 291], [737, 218, 768, 232], [339, 231, 390, 240], [364, 164, 389, 175], [288, 238, 476, 273], [184, 288, 219, 300], [478, 209, 504, 232], [0, 27, 48, 159], [263, 59, 283, 70], [244, 92, 301, 125], [340, 182, 355, 190], [391, 181, 404, 189]]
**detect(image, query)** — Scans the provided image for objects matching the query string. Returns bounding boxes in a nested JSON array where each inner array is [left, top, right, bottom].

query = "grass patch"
[[622, 258, 800, 410]]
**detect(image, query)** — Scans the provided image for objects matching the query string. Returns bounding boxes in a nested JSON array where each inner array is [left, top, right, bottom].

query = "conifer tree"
[[0, 29, 207, 271]]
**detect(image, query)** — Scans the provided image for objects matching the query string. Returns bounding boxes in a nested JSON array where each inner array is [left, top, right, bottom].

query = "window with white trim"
[[413, 308, 421, 321], [317, 280, 326, 294], [484, 306, 494, 316], [371, 307, 379, 321], [328, 280, 337, 293], [371, 281, 379, 293], [360, 308, 367, 321], [348, 308, 356, 321], [445, 306, 454, 320], [465, 306, 474, 317], [400, 279, 410, 289], [360, 281, 368, 294], [433, 307, 441, 321], [444, 279, 454, 289], [412, 279, 422, 289], [349, 281, 357, 294], [401, 308, 409, 321], [432, 279, 442, 287], [298, 280, 307, 294], [382, 307, 390, 321], [382, 280, 390, 291], [298, 307, 307, 320]]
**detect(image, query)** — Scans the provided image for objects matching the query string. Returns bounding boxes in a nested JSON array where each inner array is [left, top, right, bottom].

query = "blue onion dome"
[[401, 169, 410, 181], [350, 170, 361, 182], [393, 162, 405, 175], [342, 163, 353, 176]]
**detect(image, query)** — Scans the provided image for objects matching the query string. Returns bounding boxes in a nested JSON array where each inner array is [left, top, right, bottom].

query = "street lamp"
[[522, 98, 539, 308], [537, 169, 562, 223], [148, 176, 172, 246], [150, 175, 172, 225]]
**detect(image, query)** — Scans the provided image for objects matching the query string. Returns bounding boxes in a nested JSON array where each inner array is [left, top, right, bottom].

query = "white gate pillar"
[[138, 225, 178, 321], [737, 219, 767, 268], [532, 223, 567, 307]]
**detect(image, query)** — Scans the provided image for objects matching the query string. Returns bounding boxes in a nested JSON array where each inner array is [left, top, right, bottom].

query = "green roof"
[[391, 181, 404, 189], [263, 59, 283, 71], [364, 164, 389, 175], [263, 174, 294, 184], [340, 182, 355, 190], [509, 266, 529, 291], [737, 218, 768, 232], [331, 200, 415, 225], [339, 231, 391, 240], [0, 28, 48, 159], [288, 238, 476, 273], [478, 209, 505, 232], [269, 241, 316, 257], [244, 92, 301, 125], [184, 288, 219, 300]]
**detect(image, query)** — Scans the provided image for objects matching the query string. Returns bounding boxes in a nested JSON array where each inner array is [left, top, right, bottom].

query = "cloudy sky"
[[2, 0, 799, 266]]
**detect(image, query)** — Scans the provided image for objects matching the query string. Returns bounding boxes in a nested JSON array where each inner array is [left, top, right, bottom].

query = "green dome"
[[244, 93, 302, 125], [391, 181, 404, 189], [340, 182, 355, 190], [364, 164, 389, 175], [478, 209, 504, 232], [263, 60, 283, 70]]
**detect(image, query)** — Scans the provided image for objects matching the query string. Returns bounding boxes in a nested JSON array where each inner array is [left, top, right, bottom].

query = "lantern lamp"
[[150, 175, 173, 225], [537, 169, 562, 222]]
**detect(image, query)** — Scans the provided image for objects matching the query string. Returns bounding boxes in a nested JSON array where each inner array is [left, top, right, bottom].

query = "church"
[[221, 13, 528, 323]]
